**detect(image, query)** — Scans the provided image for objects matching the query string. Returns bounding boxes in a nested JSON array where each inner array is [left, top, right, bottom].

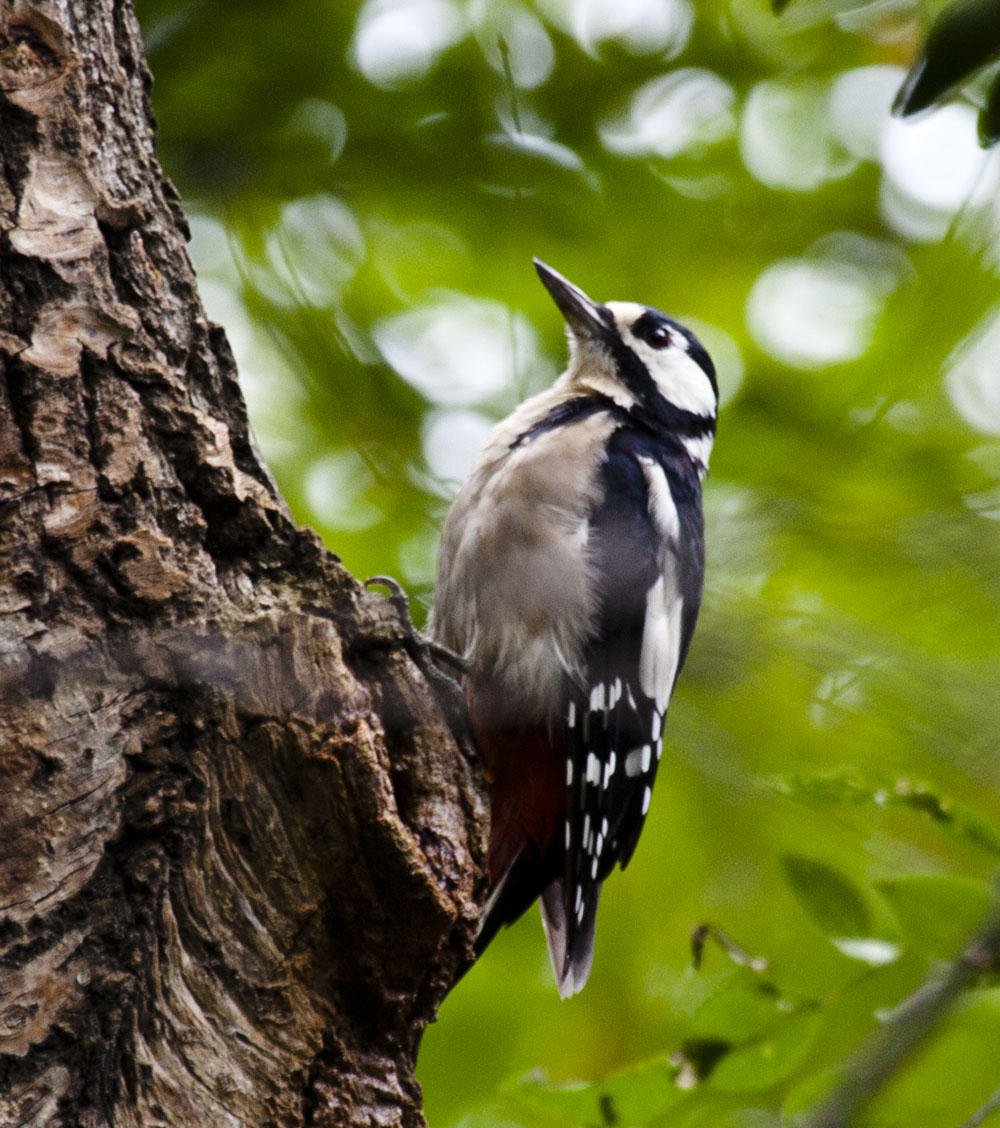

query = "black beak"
[[534, 259, 609, 343]]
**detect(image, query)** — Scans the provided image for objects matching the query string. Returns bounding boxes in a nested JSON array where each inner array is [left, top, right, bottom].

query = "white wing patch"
[[636, 458, 684, 715], [638, 574, 683, 713], [638, 456, 680, 541], [557, 445, 697, 987]]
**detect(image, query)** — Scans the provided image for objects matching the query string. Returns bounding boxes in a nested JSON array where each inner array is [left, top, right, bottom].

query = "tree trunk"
[[0, 3, 486, 1125]]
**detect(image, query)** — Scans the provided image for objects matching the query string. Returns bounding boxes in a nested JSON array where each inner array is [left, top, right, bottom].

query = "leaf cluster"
[[777, 0, 1000, 144]]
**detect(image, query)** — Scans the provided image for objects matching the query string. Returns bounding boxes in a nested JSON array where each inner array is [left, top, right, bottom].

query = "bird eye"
[[646, 325, 672, 349]]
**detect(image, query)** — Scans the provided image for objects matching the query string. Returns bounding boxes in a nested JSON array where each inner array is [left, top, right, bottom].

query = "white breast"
[[431, 399, 617, 724]]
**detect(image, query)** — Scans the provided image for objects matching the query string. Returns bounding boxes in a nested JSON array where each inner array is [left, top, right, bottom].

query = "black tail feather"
[[475, 845, 561, 956]]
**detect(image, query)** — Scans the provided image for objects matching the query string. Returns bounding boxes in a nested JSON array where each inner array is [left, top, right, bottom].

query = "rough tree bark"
[[0, 2, 486, 1126]]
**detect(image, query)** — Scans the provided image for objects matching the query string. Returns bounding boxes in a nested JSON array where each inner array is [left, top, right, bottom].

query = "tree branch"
[[804, 905, 1000, 1128]]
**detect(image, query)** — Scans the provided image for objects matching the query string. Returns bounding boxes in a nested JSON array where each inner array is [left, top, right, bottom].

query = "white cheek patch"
[[630, 339, 717, 418]]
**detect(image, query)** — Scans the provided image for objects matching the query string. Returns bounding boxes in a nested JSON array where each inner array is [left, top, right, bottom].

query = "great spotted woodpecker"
[[430, 260, 717, 996]]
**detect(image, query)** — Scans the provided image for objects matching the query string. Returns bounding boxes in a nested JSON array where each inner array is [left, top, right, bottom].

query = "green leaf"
[[500, 1074, 601, 1126], [600, 1056, 687, 1126], [890, 786, 1000, 858], [770, 773, 1000, 859], [502, 1057, 687, 1128], [780, 854, 871, 938], [894, 0, 1000, 117], [980, 71, 1000, 145], [709, 1009, 822, 1093], [873, 990, 1000, 1123], [767, 770, 872, 808], [454, 1097, 579, 1128], [876, 875, 994, 957], [688, 966, 782, 1043], [783, 1065, 840, 1120]]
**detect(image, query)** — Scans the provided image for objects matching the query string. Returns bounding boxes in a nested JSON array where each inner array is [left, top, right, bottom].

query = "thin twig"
[[957, 1083, 1000, 1128], [497, 36, 522, 133], [803, 907, 1000, 1128], [691, 922, 768, 972]]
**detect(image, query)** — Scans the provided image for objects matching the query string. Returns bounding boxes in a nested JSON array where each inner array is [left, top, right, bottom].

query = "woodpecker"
[[430, 260, 717, 997]]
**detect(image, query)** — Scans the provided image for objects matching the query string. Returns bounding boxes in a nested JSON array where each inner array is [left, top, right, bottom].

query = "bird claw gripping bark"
[[364, 575, 468, 676], [364, 575, 472, 743]]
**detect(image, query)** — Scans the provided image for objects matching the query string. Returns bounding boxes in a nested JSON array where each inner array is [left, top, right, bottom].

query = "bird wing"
[[554, 428, 705, 992]]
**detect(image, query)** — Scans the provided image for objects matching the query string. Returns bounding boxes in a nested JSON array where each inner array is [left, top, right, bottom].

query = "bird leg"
[[364, 575, 468, 675], [363, 575, 474, 752]]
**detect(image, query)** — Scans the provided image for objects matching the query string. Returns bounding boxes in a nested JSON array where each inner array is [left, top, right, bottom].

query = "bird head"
[[533, 258, 718, 430]]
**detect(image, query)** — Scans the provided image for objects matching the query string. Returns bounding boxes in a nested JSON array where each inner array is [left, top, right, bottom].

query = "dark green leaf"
[[979, 70, 1000, 145], [894, 0, 1000, 116], [780, 854, 871, 937]]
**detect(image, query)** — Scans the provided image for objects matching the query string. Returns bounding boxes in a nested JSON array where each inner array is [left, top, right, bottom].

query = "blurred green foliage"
[[135, 0, 1000, 1124]]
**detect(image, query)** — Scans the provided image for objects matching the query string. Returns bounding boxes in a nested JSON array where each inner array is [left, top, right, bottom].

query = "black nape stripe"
[[680, 334, 717, 395], [510, 394, 623, 449]]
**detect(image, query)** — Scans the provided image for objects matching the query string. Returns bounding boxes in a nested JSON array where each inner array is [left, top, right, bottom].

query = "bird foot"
[[364, 575, 468, 675]]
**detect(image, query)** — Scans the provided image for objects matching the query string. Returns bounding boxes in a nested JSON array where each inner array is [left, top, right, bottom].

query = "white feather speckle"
[[642, 786, 651, 815], [586, 753, 600, 785], [568, 700, 576, 728]]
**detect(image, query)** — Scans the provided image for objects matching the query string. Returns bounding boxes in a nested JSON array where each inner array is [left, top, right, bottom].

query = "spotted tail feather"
[[541, 878, 600, 998]]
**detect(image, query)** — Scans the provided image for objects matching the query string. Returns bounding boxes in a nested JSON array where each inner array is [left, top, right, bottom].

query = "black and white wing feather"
[[546, 428, 705, 996]]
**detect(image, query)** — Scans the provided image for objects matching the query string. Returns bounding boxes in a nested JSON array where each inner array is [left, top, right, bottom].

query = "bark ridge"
[[0, 4, 486, 1125]]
